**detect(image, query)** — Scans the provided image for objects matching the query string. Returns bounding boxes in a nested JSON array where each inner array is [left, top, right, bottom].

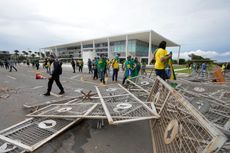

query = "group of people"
[[43, 40, 175, 96], [70, 54, 147, 85], [0, 59, 18, 72]]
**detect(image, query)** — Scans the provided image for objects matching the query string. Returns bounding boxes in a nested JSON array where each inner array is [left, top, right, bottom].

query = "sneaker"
[[59, 91, 65, 95], [43, 93, 50, 96]]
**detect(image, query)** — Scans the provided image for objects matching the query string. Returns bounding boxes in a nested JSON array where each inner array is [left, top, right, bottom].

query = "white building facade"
[[40, 30, 180, 65]]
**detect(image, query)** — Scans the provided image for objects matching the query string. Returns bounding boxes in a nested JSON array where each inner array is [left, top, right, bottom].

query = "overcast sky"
[[0, 0, 229, 61]]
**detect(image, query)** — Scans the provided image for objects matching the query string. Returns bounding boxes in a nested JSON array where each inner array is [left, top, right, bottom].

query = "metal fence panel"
[[96, 84, 159, 125], [149, 77, 227, 153]]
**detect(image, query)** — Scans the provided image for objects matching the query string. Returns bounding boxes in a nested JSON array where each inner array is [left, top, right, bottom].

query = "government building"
[[40, 30, 180, 65]]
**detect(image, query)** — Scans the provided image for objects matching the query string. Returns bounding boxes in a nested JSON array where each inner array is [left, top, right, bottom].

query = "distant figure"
[[4, 59, 9, 70], [221, 64, 225, 75], [71, 59, 76, 73], [112, 56, 119, 82], [78, 60, 83, 72], [133, 57, 141, 77], [92, 58, 98, 80], [141, 61, 147, 75], [26, 60, 30, 67], [154, 41, 171, 80], [88, 59, 93, 73], [201, 62, 206, 76], [9, 59, 17, 72], [98, 54, 106, 84], [44, 55, 64, 96], [35, 61, 40, 70]]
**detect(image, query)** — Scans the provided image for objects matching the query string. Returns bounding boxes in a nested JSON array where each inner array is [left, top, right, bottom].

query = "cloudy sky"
[[0, 0, 229, 61]]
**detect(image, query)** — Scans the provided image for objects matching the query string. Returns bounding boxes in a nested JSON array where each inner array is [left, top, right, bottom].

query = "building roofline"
[[42, 30, 180, 49]]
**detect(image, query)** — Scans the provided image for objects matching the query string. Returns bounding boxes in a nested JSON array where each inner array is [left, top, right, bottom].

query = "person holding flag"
[[154, 41, 172, 80]]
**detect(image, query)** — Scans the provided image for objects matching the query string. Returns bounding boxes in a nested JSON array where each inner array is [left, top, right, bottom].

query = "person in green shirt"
[[133, 57, 141, 77], [98, 54, 106, 84], [122, 55, 134, 84]]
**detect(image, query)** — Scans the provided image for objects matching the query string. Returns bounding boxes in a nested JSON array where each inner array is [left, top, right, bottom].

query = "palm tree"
[[14, 50, 19, 60]]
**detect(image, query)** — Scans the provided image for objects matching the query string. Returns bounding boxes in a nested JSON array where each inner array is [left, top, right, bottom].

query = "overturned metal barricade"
[[0, 139, 25, 153], [180, 91, 230, 135], [126, 75, 154, 101], [0, 118, 81, 152], [148, 77, 227, 153], [96, 84, 160, 125]]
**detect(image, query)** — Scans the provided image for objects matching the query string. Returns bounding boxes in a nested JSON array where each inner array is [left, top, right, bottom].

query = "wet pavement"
[[0, 64, 153, 153]]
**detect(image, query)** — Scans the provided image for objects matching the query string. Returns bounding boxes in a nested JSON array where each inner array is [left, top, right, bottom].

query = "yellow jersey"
[[154, 48, 168, 69]]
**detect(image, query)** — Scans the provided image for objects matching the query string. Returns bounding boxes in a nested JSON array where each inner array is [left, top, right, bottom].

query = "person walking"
[[9, 59, 17, 72], [154, 41, 171, 80], [4, 59, 9, 70], [112, 56, 119, 82], [98, 54, 106, 84], [71, 59, 76, 73], [44, 55, 64, 96], [88, 59, 93, 73]]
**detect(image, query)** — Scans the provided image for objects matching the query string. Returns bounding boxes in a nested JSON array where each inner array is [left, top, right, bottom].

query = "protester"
[[201, 62, 206, 76], [122, 55, 133, 84], [78, 59, 83, 72], [98, 54, 106, 84], [4, 59, 9, 70], [44, 55, 64, 96], [112, 56, 119, 82], [141, 61, 147, 75], [92, 58, 98, 80], [71, 59, 76, 73], [35, 60, 40, 70], [9, 59, 17, 72], [88, 58, 93, 73], [154, 41, 171, 80], [133, 57, 141, 77]]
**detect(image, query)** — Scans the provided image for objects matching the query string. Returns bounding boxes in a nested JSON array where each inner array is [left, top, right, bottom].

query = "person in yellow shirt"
[[154, 41, 172, 80]]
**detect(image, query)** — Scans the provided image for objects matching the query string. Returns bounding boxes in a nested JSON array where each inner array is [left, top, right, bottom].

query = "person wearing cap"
[[44, 55, 64, 96], [154, 41, 172, 80]]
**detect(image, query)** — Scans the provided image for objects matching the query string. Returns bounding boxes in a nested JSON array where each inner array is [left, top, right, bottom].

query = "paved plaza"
[[0, 64, 153, 153]]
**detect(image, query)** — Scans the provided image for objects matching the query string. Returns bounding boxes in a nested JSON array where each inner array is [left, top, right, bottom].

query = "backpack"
[[57, 62, 62, 75]]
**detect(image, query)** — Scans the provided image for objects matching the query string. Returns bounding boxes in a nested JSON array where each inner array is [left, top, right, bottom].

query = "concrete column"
[[148, 31, 152, 65], [125, 35, 128, 59], [93, 40, 95, 52], [81, 42, 83, 57], [107, 38, 111, 59]]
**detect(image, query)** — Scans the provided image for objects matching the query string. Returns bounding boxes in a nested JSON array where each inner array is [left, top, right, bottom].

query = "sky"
[[0, 0, 229, 62]]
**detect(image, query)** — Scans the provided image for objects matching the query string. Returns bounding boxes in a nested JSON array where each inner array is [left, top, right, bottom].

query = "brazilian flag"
[[168, 52, 176, 80]]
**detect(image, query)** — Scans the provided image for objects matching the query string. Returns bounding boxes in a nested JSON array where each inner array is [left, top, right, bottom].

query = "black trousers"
[[47, 76, 64, 93], [155, 69, 167, 80], [9, 65, 17, 72], [93, 69, 98, 79], [72, 65, 75, 73], [79, 66, 83, 72], [112, 69, 118, 81]]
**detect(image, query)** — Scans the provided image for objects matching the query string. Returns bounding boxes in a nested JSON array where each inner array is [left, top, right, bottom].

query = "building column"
[[55, 47, 58, 57], [107, 38, 112, 59], [81, 42, 83, 57], [125, 35, 128, 59], [93, 40, 95, 52], [148, 31, 152, 65], [177, 46, 181, 64]]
